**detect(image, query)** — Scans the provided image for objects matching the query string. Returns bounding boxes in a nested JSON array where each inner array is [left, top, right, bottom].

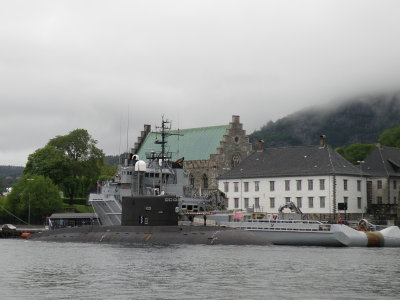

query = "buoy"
[[20, 232, 31, 239]]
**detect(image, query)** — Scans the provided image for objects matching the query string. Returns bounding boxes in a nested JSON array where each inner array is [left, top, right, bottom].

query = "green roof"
[[136, 125, 229, 162]]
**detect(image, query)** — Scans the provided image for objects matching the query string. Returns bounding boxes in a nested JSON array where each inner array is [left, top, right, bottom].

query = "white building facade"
[[219, 174, 367, 215], [218, 138, 367, 220]]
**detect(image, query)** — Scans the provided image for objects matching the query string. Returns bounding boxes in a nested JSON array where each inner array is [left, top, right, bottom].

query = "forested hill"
[[0, 165, 24, 188], [251, 94, 400, 148]]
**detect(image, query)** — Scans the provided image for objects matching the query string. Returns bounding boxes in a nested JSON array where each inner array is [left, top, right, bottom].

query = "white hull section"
[[223, 220, 400, 247]]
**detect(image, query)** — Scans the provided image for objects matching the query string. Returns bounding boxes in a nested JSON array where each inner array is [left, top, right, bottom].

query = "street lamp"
[[357, 161, 365, 218], [240, 169, 243, 211], [27, 178, 34, 225]]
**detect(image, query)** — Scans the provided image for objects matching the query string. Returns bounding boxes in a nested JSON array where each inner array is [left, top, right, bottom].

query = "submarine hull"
[[28, 225, 271, 246]]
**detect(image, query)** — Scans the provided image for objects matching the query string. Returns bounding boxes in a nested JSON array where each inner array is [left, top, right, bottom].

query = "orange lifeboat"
[[20, 232, 31, 239]]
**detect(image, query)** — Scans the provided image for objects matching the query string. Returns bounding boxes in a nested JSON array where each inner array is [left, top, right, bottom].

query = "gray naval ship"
[[30, 117, 270, 246], [89, 117, 221, 226]]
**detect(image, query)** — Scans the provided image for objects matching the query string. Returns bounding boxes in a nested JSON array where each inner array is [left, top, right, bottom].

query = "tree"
[[6, 175, 63, 224], [336, 143, 375, 165], [379, 125, 400, 147], [0, 179, 4, 193], [24, 145, 70, 186], [25, 129, 105, 200]]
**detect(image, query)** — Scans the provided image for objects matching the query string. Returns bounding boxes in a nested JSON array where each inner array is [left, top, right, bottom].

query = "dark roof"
[[363, 146, 400, 177], [219, 145, 362, 179]]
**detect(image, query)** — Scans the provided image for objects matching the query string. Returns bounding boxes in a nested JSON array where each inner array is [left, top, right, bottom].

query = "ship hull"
[[28, 225, 272, 246]]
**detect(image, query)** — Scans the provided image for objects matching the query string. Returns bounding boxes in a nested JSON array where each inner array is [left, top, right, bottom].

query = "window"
[[270, 197, 275, 208], [343, 179, 348, 191], [377, 196, 383, 204], [202, 174, 208, 189], [224, 182, 229, 193], [254, 197, 260, 208], [254, 181, 260, 192], [357, 197, 362, 209], [244, 198, 249, 208], [285, 180, 290, 191], [357, 180, 361, 192], [190, 175, 195, 187], [308, 197, 314, 208], [244, 182, 249, 192], [393, 180, 397, 190], [394, 196, 397, 204], [234, 182, 239, 192], [308, 180, 313, 191], [320, 196, 325, 208], [377, 180, 382, 189], [319, 179, 325, 190], [285, 197, 290, 203], [296, 197, 302, 208], [344, 196, 348, 204], [270, 181, 275, 191], [234, 198, 239, 208], [296, 180, 302, 191]]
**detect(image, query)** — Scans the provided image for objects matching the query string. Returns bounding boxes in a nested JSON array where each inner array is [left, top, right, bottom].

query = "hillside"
[[0, 165, 24, 190], [251, 94, 400, 147]]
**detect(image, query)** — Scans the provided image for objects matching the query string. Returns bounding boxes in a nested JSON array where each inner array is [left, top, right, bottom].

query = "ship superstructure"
[[89, 117, 214, 226]]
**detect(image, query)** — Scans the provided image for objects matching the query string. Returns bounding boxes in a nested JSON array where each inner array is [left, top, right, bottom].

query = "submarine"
[[29, 195, 271, 246]]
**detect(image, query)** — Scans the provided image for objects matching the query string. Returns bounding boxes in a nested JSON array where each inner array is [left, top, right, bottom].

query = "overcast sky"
[[2, 0, 400, 166]]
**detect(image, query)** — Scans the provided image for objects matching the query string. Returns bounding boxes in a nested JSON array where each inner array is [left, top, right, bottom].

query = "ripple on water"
[[0, 240, 399, 299]]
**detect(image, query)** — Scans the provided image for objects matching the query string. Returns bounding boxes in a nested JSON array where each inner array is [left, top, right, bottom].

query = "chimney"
[[257, 139, 265, 152], [232, 115, 240, 123], [319, 135, 326, 148], [143, 124, 151, 134]]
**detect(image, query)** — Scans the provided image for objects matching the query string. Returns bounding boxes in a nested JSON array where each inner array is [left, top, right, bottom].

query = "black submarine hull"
[[28, 225, 271, 246]]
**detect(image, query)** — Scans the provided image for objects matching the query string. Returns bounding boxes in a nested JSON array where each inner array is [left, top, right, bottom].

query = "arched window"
[[202, 174, 208, 189], [231, 154, 241, 168], [190, 174, 195, 187]]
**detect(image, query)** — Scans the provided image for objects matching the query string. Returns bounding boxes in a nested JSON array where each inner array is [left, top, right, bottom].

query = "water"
[[1, 240, 399, 299]]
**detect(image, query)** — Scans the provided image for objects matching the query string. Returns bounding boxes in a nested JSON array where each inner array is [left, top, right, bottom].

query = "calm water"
[[1, 240, 399, 299]]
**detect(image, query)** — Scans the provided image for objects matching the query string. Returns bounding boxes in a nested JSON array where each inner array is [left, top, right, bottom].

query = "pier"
[[0, 225, 47, 239]]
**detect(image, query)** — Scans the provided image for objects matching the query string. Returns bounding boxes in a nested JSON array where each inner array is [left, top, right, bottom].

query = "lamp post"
[[27, 178, 34, 225], [357, 161, 365, 218], [240, 169, 243, 211]]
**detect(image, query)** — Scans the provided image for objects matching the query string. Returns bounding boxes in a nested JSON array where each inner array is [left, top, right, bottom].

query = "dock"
[[0, 225, 47, 239]]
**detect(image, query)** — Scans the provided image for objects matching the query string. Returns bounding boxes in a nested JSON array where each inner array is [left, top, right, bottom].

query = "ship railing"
[[222, 221, 328, 232], [145, 151, 173, 161], [248, 219, 323, 225]]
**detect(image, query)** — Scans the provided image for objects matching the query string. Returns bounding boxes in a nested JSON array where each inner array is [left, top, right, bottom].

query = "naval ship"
[[89, 117, 219, 226]]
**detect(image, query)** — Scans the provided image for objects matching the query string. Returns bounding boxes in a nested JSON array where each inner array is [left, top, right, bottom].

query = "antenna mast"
[[154, 116, 183, 192]]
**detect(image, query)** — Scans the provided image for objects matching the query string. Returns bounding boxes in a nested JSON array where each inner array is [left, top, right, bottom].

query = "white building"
[[218, 137, 367, 219]]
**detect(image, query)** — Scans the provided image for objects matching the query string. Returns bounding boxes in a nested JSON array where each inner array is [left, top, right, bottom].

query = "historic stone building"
[[132, 115, 253, 197], [362, 145, 400, 223]]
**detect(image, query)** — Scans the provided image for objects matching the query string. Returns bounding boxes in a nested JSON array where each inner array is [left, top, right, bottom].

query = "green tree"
[[98, 163, 117, 182], [24, 145, 70, 186], [379, 125, 400, 147], [336, 143, 375, 164], [0, 179, 5, 193], [25, 129, 105, 200], [6, 175, 63, 224]]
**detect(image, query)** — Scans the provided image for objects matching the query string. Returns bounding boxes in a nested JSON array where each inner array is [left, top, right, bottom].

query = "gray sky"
[[2, 0, 400, 166]]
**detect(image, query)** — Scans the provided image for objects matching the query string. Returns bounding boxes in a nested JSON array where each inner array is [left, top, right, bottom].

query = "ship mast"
[[154, 116, 182, 193]]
